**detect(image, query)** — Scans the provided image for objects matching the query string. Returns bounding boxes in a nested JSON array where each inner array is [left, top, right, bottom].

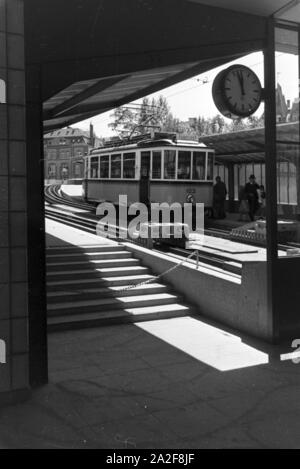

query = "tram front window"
[[177, 151, 191, 180], [123, 153, 136, 179], [152, 151, 162, 179], [192, 152, 205, 180], [164, 150, 176, 179], [111, 154, 121, 178], [100, 155, 109, 178], [90, 157, 99, 178], [207, 153, 214, 181]]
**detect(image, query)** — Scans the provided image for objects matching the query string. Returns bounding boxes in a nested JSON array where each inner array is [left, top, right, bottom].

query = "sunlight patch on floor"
[[136, 317, 269, 371]]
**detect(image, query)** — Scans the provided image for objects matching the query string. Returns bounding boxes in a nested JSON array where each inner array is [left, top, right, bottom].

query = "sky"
[[74, 51, 299, 138]]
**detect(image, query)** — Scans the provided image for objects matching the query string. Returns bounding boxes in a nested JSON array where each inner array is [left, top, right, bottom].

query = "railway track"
[[45, 184, 300, 276], [44, 184, 242, 277]]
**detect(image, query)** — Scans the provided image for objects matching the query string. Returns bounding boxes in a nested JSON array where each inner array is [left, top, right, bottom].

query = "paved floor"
[[0, 316, 300, 448]]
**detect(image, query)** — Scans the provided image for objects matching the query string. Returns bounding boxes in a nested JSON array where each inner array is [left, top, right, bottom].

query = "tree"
[[109, 95, 173, 138]]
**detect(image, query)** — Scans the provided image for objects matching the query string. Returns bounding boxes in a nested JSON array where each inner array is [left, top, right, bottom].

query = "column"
[[0, 0, 30, 403]]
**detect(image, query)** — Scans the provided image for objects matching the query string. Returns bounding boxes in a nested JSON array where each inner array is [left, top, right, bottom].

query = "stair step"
[[47, 265, 150, 281], [46, 244, 122, 255], [47, 283, 168, 303], [46, 250, 132, 262], [47, 274, 156, 290], [47, 293, 180, 316], [47, 257, 140, 272], [48, 303, 192, 332]]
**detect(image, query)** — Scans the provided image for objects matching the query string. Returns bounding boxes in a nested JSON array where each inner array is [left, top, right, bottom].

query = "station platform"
[[0, 319, 300, 448], [44, 218, 280, 341]]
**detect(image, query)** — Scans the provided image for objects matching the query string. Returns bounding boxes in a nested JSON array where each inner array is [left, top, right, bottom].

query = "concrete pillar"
[[227, 163, 235, 213], [0, 0, 30, 403]]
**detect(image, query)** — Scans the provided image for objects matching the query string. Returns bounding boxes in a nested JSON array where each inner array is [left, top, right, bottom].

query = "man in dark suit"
[[245, 175, 260, 222], [213, 176, 227, 219]]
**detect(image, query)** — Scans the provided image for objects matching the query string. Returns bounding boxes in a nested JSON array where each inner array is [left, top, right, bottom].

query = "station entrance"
[[1, 0, 300, 406]]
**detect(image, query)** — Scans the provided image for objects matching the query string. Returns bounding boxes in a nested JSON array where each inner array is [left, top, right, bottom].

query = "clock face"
[[212, 65, 263, 119], [222, 65, 262, 117]]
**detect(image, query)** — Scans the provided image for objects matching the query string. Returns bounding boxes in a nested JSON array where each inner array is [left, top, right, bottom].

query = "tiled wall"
[[0, 0, 29, 397]]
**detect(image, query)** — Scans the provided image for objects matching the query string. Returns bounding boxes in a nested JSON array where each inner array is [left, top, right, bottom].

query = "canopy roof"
[[200, 122, 300, 164], [24, 0, 299, 131]]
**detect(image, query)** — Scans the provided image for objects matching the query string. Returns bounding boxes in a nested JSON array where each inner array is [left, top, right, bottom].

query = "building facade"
[[44, 124, 100, 184]]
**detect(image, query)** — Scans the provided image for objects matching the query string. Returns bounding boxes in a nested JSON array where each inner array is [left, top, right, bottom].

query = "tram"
[[83, 132, 215, 212]]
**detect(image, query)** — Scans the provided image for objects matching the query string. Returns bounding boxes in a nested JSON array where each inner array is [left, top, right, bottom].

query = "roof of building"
[[44, 127, 91, 139]]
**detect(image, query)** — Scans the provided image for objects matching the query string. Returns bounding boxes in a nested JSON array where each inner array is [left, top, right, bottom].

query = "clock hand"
[[238, 71, 246, 96]]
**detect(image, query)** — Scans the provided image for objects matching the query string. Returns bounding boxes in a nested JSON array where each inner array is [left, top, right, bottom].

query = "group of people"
[[212, 174, 266, 222]]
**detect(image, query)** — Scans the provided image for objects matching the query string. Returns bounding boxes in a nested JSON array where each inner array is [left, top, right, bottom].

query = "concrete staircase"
[[47, 244, 193, 331]]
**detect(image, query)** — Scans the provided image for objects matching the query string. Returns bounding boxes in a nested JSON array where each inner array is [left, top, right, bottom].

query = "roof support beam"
[[44, 75, 129, 120]]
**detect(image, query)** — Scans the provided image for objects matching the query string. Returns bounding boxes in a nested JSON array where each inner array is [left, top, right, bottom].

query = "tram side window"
[[152, 151, 162, 179], [164, 150, 176, 179], [207, 153, 214, 181], [177, 151, 191, 180], [192, 152, 205, 180], [100, 155, 109, 178], [123, 153, 136, 179], [90, 157, 99, 178], [111, 154, 121, 178]]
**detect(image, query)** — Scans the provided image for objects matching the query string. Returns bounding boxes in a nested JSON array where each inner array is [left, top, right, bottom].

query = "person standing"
[[213, 176, 227, 219], [244, 175, 260, 221]]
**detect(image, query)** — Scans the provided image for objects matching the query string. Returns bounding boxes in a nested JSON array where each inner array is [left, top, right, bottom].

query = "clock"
[[212, 65, 263, 119]]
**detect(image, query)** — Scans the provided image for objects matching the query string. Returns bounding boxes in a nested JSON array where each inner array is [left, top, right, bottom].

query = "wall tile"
[[0, 360, 11, 393], [0, 283, 9, 320], [7, 34, 24, 70], [0, 247, 9, 283], [8, 105, 25, 140], [9, 140, 26, 175], [10, 247, 27, 282], [0, 318, 10, 355], [10, 211, 27, 246], [6, 0, 24, 35], [12, 353, 29, 390], [0, 140, 8, 175], [0, 211, 8, 247], [0, 176, 8, 211], [11, 282, 27, 318], [0, 33, 6, 68], [7, 69, 25, 105], [12, 318, 28, 354], [0, 1, 6, 33], [9, 176, 26, 211], [0, 106, 8, 139]]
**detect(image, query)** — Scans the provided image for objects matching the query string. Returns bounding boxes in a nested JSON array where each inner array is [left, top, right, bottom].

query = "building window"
[[100, 155, 110, 178], [48, 164, 56, 178], [74, 163, 82, 178], [164, 150, 176, 179], [60, 149, 71, 159], [74, 147, 85, 158], [61, 164, 69, 179], [177, 151, 191, 180], [90, 157, 99, 178], [123, 153, 136, 179], [192, 152, 205, 180], [111, 154, 121, 178], [152, 151, 162, 179]]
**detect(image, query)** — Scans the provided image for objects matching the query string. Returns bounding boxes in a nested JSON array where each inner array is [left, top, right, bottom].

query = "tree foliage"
[[109, 95, 265, 139]]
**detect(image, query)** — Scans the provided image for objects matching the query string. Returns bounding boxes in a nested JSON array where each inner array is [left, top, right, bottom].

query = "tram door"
[[139, 151, 151, 206]]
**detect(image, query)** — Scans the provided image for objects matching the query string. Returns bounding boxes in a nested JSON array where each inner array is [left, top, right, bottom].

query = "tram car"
[[83, 132, 214, 213]]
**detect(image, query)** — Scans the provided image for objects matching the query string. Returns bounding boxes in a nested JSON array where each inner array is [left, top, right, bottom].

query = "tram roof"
[[200, 122, 300, 164], [90, 136, 210, 155]]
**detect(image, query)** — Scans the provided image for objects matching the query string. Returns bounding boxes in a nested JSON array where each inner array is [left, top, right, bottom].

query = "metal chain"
[[120, 250, 199, 292]]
